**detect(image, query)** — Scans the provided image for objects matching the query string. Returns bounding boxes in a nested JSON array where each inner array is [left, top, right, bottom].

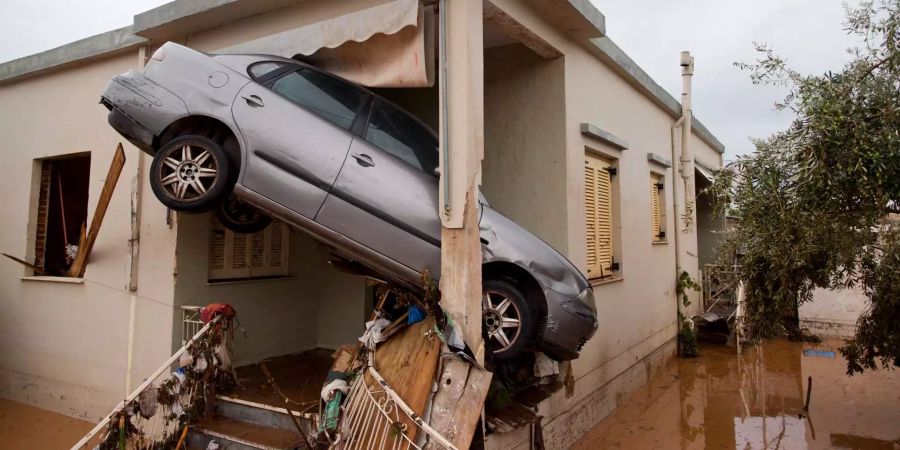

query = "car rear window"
[[271, 68, 365, 130]]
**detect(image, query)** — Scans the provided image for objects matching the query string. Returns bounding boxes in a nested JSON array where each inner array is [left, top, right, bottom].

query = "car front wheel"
[[150, 135, 231, 212], [483, 279, 536, 361]]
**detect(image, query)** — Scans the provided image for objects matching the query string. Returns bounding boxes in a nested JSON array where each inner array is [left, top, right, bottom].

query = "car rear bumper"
[[540, 286, 598, 360], [100, 70, 188, 153]]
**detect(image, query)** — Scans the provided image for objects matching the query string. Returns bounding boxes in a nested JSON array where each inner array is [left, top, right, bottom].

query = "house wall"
[[800, 288, 867, 338], [483, 44, 569, 253], [484, 2, 723, 447], [0, 50, 179, 421]]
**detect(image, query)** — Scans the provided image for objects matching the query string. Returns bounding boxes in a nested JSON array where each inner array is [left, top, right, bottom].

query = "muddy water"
[[0, 397, 92, 449], [572, 339, 900, 449]]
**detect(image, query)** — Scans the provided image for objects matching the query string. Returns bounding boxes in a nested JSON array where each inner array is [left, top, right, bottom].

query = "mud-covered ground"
[[572, 338, 900, 449], [0, 397, 92, 449]]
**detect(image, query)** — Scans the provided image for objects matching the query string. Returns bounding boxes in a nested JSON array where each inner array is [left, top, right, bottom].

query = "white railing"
[[335, 356, 456, 450], [181, 305, 204, 346], [70, 314, 224, 450]]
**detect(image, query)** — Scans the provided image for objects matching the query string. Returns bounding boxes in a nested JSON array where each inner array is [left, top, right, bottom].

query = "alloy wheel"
[[482, 290, 522, 352], [158, 143, 219, 202]]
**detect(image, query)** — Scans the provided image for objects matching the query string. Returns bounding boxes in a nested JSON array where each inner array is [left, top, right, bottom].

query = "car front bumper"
[[539, 286, 598, 360]]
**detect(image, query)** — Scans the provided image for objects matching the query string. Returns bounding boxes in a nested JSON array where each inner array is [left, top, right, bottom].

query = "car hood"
[[479, 204, 590, 297]]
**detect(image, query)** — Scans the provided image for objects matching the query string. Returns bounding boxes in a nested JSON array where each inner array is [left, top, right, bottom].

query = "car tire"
[[150, 135, 231, 212], [482, 279, 536, 361], [216, 193, 273, 234]]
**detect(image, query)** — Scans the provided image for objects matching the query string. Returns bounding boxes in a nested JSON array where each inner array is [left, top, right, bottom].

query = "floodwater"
[[0, 397, 92, 449], [572, 339, 900, 450]]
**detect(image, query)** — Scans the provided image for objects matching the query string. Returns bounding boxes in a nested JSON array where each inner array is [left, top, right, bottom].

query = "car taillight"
[[150, 47, 166, 62]]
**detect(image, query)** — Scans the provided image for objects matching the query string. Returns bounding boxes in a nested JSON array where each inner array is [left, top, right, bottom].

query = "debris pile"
[[93, 304, 237, 450]]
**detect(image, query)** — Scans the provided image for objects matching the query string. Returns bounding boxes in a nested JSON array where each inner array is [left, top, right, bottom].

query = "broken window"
[[33, 154, 91, 276], [208, 215, 290, 281]]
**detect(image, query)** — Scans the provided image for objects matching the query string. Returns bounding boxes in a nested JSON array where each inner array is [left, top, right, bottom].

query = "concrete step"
[[187, 417, 307, 450], [215, 395, 313, 434]]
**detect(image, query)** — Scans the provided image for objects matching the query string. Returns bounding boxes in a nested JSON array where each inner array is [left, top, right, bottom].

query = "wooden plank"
[[2, 253, 48, 276], [370, 317, 441, 443], [68, 143, 126, 277]]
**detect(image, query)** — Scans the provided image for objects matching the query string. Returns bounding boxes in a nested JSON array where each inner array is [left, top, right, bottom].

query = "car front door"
[[316, 99, 442, 277], [232, 63, 367, 219]]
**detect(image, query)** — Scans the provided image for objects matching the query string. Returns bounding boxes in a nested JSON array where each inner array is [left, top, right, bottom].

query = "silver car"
[[101, 42, 597, 361]]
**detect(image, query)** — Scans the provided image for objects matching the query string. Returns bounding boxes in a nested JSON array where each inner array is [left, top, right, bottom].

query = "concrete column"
[[438, 0, 484, 354]]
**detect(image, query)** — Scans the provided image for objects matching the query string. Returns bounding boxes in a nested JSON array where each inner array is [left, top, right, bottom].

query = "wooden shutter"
[[208, 216, 290, 281], [585, 154, 614, 278], [651, 174, 661, 241]]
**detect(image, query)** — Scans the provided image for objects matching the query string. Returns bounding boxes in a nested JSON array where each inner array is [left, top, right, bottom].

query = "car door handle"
[[351, 153, 375, 167], [242, 95, 264, 108]]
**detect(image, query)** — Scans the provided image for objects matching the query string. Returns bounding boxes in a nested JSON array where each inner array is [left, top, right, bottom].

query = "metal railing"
[[70, 314, 224, 450], [702, 263, 741, 311], [181, 305, 204, 346], [335, 356, 456, 450]]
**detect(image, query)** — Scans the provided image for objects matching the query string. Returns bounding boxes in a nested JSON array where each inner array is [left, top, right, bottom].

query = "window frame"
[[584, 150, 621, 280], [650, 171, 668, 244]]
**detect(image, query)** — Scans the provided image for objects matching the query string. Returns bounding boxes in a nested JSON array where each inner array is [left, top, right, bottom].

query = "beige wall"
[[0, 50, 179, 420], [800, 288, 866, 337], [483, 44, 568, 252], [174, 213, 367, 365]]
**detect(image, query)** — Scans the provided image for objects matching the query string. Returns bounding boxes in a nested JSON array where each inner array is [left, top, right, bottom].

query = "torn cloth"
[[359, 315, 392, 350], [321, 379, 350, 402]]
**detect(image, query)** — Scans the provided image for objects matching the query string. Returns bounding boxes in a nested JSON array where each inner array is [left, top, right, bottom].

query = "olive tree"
[[712, 0, 899, 374]]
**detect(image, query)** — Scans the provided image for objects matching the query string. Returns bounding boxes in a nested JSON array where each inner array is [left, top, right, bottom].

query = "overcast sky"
[[0, 0, 865, 160]]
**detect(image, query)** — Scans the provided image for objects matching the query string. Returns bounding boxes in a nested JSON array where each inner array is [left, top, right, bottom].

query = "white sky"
[[0, 0, 865, 160]]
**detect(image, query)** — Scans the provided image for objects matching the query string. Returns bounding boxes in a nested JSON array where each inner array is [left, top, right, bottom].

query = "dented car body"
[[101, 42, 597, 360]]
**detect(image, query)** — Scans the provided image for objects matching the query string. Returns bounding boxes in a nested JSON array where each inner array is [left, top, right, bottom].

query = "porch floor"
[[227, 348, 335, 410]]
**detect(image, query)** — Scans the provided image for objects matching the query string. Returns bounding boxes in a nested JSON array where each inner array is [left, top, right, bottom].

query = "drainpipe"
[[679, 51, 695, 230], [673, 52, 695, 345], [125, 45, 148, 394]]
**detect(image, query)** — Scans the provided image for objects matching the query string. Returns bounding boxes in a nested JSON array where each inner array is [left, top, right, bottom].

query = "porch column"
[[430, 1, 491, 448], [438, 0, 484, 358]]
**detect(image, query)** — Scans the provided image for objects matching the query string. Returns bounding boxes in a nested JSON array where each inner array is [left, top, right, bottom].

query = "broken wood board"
[[68, 143, 126, 277], [364, 317, 440, 445], [425, 357, 492, 449], [2, 253, 47, 276]]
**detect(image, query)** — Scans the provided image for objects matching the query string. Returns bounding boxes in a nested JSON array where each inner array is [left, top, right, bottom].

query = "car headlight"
[[575, 287, 596, 312], [561, 288, 597, 321]]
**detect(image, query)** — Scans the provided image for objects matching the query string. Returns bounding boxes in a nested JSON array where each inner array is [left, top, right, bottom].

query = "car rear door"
[[232, 63, 368, 219], [316, 99, 442, 277]]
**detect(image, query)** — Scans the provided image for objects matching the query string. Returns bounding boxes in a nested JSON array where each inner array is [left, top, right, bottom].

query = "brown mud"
[[0, 397, 93, 450], [572, 339, 900, 450]]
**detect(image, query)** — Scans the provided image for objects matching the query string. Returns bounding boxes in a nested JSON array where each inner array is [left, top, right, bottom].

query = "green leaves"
[[713, 0, 900, 374]]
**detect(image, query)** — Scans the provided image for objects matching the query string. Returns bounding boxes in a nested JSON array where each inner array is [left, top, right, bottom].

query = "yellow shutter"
[[651, 174, 661, 241], [585, 154, 614, 278]]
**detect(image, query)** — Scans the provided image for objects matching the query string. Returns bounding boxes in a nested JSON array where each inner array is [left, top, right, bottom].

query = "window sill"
[[21, 276, 84, 284], [652, 241, 669, 245], [590, 275, 623, 287], [207, 276, 298, 286]]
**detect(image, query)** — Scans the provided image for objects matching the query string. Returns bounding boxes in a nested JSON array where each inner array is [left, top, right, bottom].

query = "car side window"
[[364, 100, 438, 176], [248, 61, 288, 80], [270, 68, 365, 130]]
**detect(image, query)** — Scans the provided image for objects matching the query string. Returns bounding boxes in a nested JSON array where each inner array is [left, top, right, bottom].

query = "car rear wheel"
[[150, 135, 231, 212], [483, 279, 535, 361], [216, 193, 273, 234]]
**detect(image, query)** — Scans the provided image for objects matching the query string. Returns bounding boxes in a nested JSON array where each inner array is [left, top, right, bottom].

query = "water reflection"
[[573, 339, 900, 449]]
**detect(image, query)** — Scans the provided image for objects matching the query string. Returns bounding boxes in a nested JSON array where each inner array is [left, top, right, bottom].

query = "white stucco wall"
[[800, 288, 867, 337], [0, 51, 178, 420]]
